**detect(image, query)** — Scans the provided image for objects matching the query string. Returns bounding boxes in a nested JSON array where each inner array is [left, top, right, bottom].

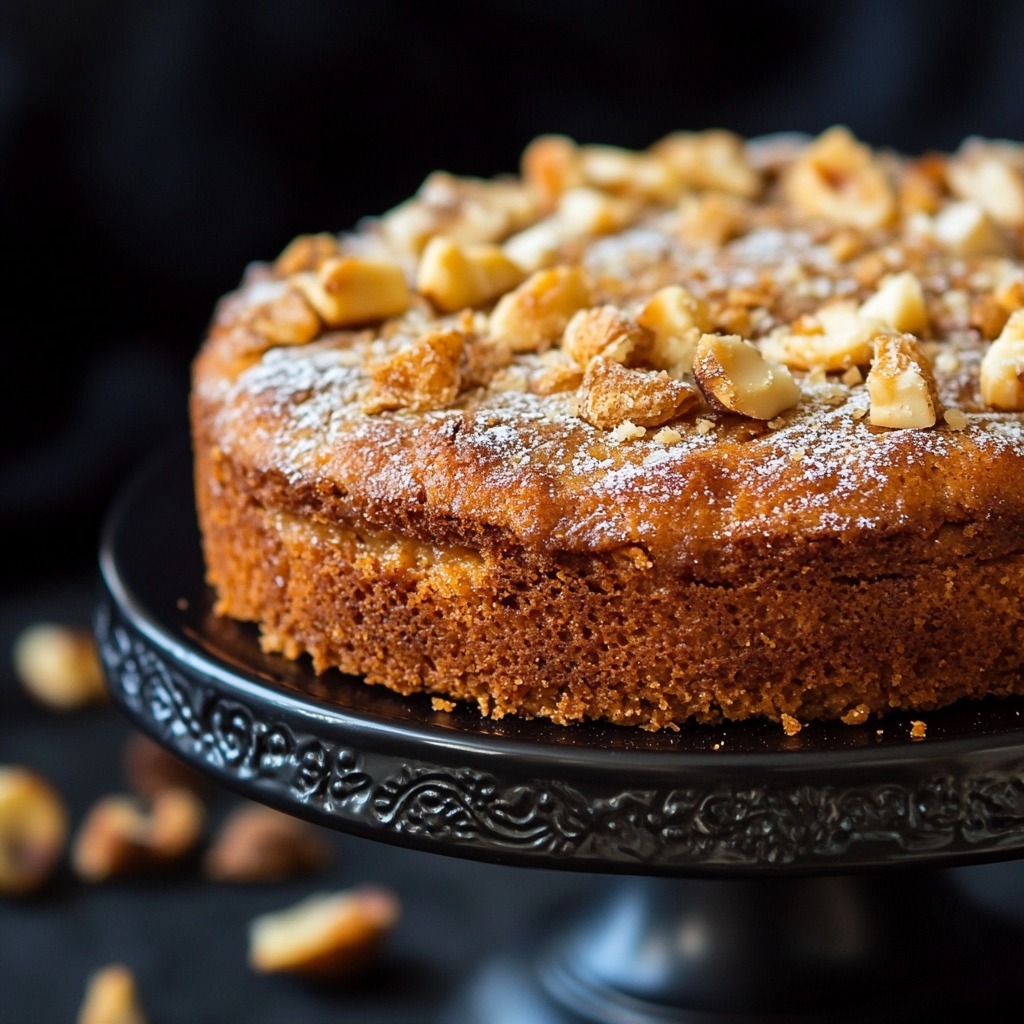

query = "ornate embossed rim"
[[94, 448, 1024, 876]]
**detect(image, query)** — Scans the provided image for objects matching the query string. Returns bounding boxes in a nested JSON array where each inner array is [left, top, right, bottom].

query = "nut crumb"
[[943, 408, 968, 431], [842, 365, 864, 386], [609, 420, 646, 442], [652, 426, 682, 445], [695, 417, 716, 435], [431, 697, 457, 712], [840, 704, 871, 726], [780, 714, 803, 736], [910, 720, 927, 740]]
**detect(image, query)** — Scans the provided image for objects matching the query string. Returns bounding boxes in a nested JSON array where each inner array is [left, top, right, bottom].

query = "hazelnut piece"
[[77, 965, 148, 1024], [13, 623, 107, 710], [693, 334, 801, 420], [980, 310, 1024, 410], [293, 257, 411, 327], [416, 237, 525, 313], [858, 272, 929, 335], [866, 333, 941, 429], [489, 266, 592, 353]]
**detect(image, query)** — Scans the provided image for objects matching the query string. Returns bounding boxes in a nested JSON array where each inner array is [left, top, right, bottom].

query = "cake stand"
[[95, 447, 1024, 1023]]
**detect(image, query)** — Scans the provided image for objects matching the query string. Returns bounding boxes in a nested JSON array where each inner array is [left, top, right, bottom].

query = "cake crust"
[[192, 129, 1024, 729]]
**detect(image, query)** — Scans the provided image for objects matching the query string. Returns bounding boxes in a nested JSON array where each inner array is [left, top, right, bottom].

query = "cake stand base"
[[448, 872, 951, 1023]]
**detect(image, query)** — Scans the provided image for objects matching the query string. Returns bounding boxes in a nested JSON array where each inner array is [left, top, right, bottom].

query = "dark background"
[[1, 2, 1023, 1022]]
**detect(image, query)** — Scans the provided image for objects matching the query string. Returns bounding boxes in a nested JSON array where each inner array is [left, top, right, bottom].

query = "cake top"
[[194, 128, 1024, 569]]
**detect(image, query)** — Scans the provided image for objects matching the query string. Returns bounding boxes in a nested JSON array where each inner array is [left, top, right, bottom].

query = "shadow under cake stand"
[[95, 448, 1024, 1023]]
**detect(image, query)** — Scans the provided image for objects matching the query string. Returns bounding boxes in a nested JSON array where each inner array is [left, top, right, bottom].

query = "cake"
[[191, 127, 1024, 731]]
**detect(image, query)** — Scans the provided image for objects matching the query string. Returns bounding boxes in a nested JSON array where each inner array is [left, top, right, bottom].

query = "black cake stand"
[[95, 448, 1024, 1023]]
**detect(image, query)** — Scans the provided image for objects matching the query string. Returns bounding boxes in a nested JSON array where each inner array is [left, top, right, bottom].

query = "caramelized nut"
[[205, 804, 331, 883], [980, 310, 1024, 410], [416, 238, 524, 312], [73, 788, 205, 881], [363, 329, 465, 414], [0, 766, 68, 895], [273, 233, 339, 276], [249, 886, 400, 980], [866, 333, 941, 428], [693, 334, 801, 420], [78, 965, 148, 1024], [578, 357, 701, 429], [13, 623, 107, 710], [562, 305, 652, 368], [293, 257, 411, 327], [858, 272, 929, 335], [489, 266, 592, 352], [784, 126, 895, 229]]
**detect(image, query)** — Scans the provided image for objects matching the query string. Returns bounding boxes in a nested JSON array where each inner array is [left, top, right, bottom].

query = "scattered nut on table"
[[121, 733, 207, 801], [0, 765, 68, 895], [77, 964, 148, 1024], [248, 885, 401, 980], [13, 623, 108, 710], [204, 804, 332, 883], [73, 788, 205, 881]]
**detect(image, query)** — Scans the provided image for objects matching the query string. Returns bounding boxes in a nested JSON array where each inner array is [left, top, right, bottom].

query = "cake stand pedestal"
[[95, 449, 1024, 1023]]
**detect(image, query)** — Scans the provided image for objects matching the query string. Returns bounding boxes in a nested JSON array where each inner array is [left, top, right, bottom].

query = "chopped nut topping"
[[653, 129, 761, 198], [909, 720, 927, 740], [947, 140, 1024, 227], [653, 426, 682, 444], [249, 886, 400, 980], [636, 286, 710, 378], [489, 265, 592, 352], [781, 714, 803, 736], [858, 271, 929, 335], [762, 301, 885, 371], [943, 408, 968, 430], [557, 187, 638, 236], [251, 288, 322, 346], [0, 766, 68, 895], [609, 420, 647, 442], [784, 126, 896, 229], [521, 134, 583, 207], [416, 237, 524, 312], [363, 329, 465, 413], [676, 192, 750, 247], [932, 201, 1008, 257], [274, 233, 339, 276], [78, 965, 148, 1024], [562, 305, 653, 368], [969, 294, 1011, 340], [866, 333, 941, 428], [579, 357, 701, 429], [13, 623, 107, 711], [898, 155, 947, 216], [980, 310, 1024, 410], [693, 334, 802, 420], [578, 144, 683, 204], [293, 257, 411, 327]]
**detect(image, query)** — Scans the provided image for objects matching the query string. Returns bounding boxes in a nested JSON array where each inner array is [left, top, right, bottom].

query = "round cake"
[[191, 127, 1024, 731]]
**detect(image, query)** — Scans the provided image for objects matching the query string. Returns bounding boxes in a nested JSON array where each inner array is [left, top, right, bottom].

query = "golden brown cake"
[[191, 128, 1024, 730]]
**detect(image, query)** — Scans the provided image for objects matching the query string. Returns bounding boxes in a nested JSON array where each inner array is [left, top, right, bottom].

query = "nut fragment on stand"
[[13, 623, 108, 710], [0, 766, 68, 895], [205, 804, 332, 883], [77, 964, 148, 1024], [249, 886, 401, 980]]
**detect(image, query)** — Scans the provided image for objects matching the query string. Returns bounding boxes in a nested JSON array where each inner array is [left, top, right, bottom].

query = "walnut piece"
[[866, 333, 941, 429], [292, 257, 411, 327], [578, 357, 701, 429], [693, 334, 801, 420], [858, 272, 929, 335], [489, 266, 592, 352], [762, 301, 886, 372], [204, 804, 331, 883], [249, 886, 401, 980], [0, 766, 68, 895], [273, 233, 339, 276], [363, 329, 465, 413], [77, 965, 148, 1024], [636, 286, 710, 378], [783, 126, 895, 230], [562, 305, 652, 368], [652, 129, 761, 198], [980, 310, 1024, 410], [13, 623, 107, 711], [416, 237, 524, 312], [73, 788, 205, 882]]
